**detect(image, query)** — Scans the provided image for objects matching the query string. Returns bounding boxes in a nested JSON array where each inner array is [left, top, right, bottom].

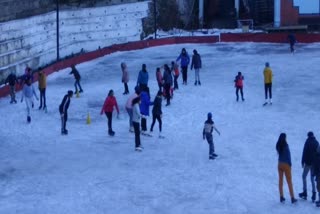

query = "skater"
[[156, 67, 163, 92], [313, 146, 320, 206], [70, 65, 83, 94], [276, 133, 297, 204], [287, 33, 296, 53], [121, 62, 129, 95], [59, 90, 73, 135], [38, 69, 47, 110], [100, 89, 120, 136], [299, 131, 319, 202], [21, 78, 39, 123], [150, 90, 163, 137], [263, 62, 273, 105], [136, 64, 149, 90], [162, 64, 173, 106], [171, 61, 179, 90], [176, 48, 190, 85], [5, 72, 18, 104], [125, 86, 140, 132], [234, 71, 244, 101], [140, 86, 153, 135], [190, 49, 202, 85], [132, 96, 142, 151], [202, 112, 220, 160]]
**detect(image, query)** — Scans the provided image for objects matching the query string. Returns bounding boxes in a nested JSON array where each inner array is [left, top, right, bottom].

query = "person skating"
[[313, 146, 320, 206], [190, 49, 202, 86], [5, 72, 18, 104], [59, 90, 73, 135], [162, 64, 173, 106], [136, 64, 149, 90], [121, 62, 129, 95], [132, 96, 142, 151], [150, 90, 163, 138], [70, 65, 83, 94], [21, 78, 39, 123], [263, 62, 273, 105], [38, 69, 47, 111], [276, 133, 297, 204], [125, 86, 140, 132], [202, 112, 220, 160], [140, 86, 153, 135], [100, 90, 120, 136], [287, 33, 296, 53], [171, 61, 179, 90], [176, 48, 190, 85], [234, 71, 244, 102], [299, 131, 319, 202]]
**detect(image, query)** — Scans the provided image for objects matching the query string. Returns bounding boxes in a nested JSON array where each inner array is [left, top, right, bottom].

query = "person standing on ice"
[[38, 69, 47, 111], [132, 96, 142, 151], [287, 33, 296, 53], [21, 78, 39, 123], [276, 133, 297, 204], [150, 90, 163, 138], [162, 64, 173, 106], [139, 86, 153, 135], [202, 112, 220, 160], [234, 71, 244, 102], [263, 62, 273, 106], [121, 62, 129, 95], [171, 61, 179, 90], [299, 131, 319, 202], [100, 89, 120, 136], [5, 72, 18, 104], [59, 90, 73, 135], [70, 65, 83, 94], [125, 86, 140, 132], [136, 64, 149, 90], [176, 48, 190, 85], [190, 49, 202, 86], [313, 146, 320, 206]]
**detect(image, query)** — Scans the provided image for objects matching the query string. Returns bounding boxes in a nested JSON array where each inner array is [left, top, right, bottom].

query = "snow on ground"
[[1, 42, 320, 214]]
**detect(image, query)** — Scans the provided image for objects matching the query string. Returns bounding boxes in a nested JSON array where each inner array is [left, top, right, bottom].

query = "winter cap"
[[265, 62, 269, 67], [307, 131, 314, 137], [67, 90, 73, 96], [207, 112, 212, 119]]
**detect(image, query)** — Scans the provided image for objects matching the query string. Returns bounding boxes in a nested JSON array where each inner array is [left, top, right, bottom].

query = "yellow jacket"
[[38, 72, 47, 89], [263, 67, 272, 84]]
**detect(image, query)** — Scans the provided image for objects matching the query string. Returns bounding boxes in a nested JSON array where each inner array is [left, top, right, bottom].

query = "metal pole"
[[154, 0, 157, 39], [56, 0, 60, 61]]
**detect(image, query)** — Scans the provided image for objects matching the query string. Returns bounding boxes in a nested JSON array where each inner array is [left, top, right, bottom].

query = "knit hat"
[[265, 62, 269, 67], [207, 112, 212, 119], [308, 131, 314, 137], [67, 90, 73, 96]]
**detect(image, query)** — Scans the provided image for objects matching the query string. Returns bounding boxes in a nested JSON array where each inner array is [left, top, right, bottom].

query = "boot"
[[280, 196, 285, 203], [299, 190, 307, 200], [312, 192, 316, 202], [291, 197, 297, 204]]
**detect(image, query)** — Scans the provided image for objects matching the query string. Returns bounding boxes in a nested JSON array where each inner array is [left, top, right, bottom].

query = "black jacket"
[[70, 68, 81, 80], [59, 95, 71, 114], [5, 74, 18, 86], [152, 95, 162, 115], [302, 136, 319, 166]]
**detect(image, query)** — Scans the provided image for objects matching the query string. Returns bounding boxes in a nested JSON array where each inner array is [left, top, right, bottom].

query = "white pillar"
[[235, 0, 239, 18], [199, 0, 204, 27], [274, 0, 281, 27]]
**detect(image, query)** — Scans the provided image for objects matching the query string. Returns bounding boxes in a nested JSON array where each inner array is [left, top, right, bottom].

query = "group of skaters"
[[276, 131, 320, 207]]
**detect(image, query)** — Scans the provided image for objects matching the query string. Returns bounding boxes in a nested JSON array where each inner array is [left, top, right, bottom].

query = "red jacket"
[[234, 75, 244, 87], [101, 96, 119, 114]]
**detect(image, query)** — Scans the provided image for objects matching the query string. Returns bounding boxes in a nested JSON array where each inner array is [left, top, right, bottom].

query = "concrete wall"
[[0, 1, 150, 84]]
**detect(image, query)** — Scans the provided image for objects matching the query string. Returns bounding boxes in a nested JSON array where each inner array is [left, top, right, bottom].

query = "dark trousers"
[[181, 66, 188, 84], [39, 88, 46, 107], [74, 79, 83, 92], [133, 121, 141, 148], [158, 82, 162, 92], [124, 83, 129, 93], [164, 84, 171, 105], [150, 114, 162, 132], [105, 112, 113, 132], [264, 83, 272, 99], [236, 86, 244, 101], [141, 117, 147, 131], [174, 75, 179, 89], [60, 112, 68, 132]]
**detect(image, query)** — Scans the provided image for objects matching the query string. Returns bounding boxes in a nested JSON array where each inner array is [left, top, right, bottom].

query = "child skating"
[[203, 112, 220, 160]]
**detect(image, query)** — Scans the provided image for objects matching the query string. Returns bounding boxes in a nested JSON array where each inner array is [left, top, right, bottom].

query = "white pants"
[[25, 97, 33, 117]]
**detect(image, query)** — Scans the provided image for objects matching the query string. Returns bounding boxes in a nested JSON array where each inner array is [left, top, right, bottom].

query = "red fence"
[[1, 33, 320, 98]]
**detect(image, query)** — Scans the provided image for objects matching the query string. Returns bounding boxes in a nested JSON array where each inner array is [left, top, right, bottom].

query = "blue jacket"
[[176, 53, 190, 67], [139, 91, 153, 116], [278, 144, 292, 166], [137, 70, 148, 86], [302, 136, 319, 166]]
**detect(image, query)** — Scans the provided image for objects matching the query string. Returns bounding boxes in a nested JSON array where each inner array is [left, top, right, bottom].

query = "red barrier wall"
[[1, 33, 319, 98]]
